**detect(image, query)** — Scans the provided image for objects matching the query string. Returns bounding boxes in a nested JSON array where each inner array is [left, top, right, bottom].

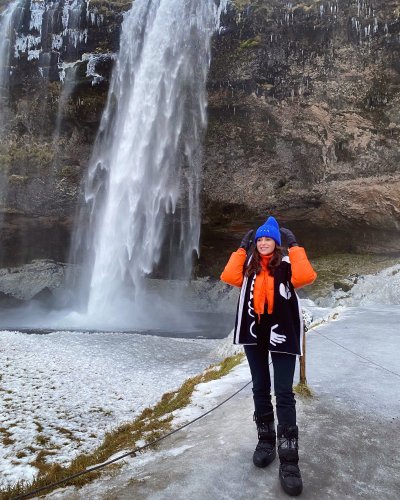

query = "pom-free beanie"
[[254, 216, 281, 246]]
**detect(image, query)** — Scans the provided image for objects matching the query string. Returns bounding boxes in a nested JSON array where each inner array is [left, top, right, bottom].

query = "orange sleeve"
[[220, 248, 247, 288], [289, 246, 317, 289]]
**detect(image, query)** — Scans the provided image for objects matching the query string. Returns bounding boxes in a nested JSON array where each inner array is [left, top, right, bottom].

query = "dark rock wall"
[[203, 0, 400, 268], [0, 0, 399, 274], [0, 0, 127, 264]]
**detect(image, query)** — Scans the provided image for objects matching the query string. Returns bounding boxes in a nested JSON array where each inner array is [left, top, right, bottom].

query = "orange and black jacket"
[[221, 246, 317, 351], [221, 246, 317, 317]]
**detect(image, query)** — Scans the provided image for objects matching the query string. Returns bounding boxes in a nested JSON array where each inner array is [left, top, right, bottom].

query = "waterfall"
[[0, 0, 23, 132], [69, 0, 227, 326], [0, 0, 23, 241], [53, 65, 77, 149]]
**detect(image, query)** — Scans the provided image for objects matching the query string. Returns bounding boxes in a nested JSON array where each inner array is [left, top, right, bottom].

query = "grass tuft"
[[239, 36, 262, 50], [294, 381, 314, 398]]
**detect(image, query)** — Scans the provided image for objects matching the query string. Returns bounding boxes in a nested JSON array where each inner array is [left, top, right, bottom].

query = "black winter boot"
[[277, 425, 303, 496], [253, 413, 276, 468], [278, 425, 303, 496]]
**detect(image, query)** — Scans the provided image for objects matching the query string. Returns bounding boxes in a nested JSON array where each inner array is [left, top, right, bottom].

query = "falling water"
[[53, 65, 77, 148], [0, 0, 23, 246], [69, 0, 227, 326], [0, 0, 22, 133]]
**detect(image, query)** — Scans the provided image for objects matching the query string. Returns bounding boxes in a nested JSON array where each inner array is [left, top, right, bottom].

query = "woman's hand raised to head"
[[240, 229, 254, 250], [280, 227, 298, 248]]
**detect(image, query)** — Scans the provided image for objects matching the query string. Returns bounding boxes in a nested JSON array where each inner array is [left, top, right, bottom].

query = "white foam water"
[[69, 0, 227, 327], [0, 0, 23, 130]]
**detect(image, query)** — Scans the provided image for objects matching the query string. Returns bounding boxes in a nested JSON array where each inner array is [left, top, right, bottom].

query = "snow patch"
[[0, 330, 219, 488]]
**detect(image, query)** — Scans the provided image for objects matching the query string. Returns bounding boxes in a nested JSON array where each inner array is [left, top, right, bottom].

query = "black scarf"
[[233, 255, 303, 355]]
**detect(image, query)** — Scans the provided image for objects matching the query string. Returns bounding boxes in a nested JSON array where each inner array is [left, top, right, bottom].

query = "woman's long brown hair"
[[245, 245, 283, 277]]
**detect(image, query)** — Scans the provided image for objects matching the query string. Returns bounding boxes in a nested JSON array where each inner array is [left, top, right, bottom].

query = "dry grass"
[[0, 354, 244, 500], [294, 381, 314, 398]]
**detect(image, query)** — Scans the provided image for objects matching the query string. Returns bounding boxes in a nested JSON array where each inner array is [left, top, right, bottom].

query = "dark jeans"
[[244, 339, 297, 426]]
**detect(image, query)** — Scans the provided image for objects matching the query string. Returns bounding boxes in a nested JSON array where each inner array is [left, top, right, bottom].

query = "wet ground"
[[50, 305, 400, 499]]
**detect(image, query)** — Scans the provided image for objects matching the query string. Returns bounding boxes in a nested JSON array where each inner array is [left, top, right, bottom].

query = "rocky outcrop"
[[0, 0, 126, 265], [203, 0, 400, 261], [0, 259, 66, 304], [0, 0, 399, 275]]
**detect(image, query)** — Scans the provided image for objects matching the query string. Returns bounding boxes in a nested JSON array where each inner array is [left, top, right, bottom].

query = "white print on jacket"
[[279, 282, 292, 300], [249, 275, 257, 338], [270, 324, 287, 346]]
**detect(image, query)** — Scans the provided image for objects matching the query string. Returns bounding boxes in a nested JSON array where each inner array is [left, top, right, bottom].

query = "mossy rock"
[[239, 36, 262, 50], [0, 141, 54, 172], [59, 166, 81, 183], [89, 0, 132, 18], [8, 175, 28, 185]]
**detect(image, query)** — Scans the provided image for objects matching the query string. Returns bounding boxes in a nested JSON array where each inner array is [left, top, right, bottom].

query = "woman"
[[220, 216, 316, 497]]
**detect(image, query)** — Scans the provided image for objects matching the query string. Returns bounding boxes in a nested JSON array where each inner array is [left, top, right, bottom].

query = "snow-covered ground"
[[0, 331, 221, 487], [0, 262, 399, 493]]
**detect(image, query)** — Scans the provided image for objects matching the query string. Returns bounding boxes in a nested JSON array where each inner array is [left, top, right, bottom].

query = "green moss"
[[240, 36, 262, 50]]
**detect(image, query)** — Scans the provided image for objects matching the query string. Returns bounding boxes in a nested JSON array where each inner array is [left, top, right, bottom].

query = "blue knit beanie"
[[254, 216, 281, 246]]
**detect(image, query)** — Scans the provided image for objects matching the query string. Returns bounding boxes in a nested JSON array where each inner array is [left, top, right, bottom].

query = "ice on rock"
[[14, 35, 41, 57], [67, 28, 88, 47], [12, 0, 88, 75], [52, 34, 64, 51], [29, 0, 45, 33], [85, 53, 106, 85], [326, 265, 400, 307], [27, 49, 41, 60]]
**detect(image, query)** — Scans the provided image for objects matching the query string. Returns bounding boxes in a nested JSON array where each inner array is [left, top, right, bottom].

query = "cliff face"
[[0, 0, 126, 265], [0, 0, 399, 272], [203, 0, 400, 261]]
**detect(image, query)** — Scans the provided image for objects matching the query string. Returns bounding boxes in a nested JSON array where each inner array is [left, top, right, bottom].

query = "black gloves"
[[240, 229, 254, 250], [280, 227, 298, 248], [240, 227, 298, 249]]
